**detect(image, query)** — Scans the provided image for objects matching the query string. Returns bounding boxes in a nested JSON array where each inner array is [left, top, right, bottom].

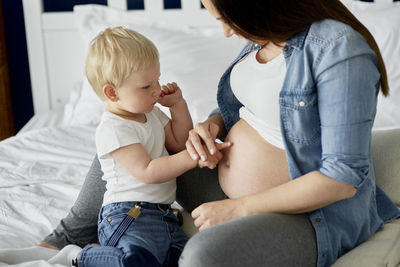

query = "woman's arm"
[[243, 171, 356, 214], [192, 171, 356, 231]]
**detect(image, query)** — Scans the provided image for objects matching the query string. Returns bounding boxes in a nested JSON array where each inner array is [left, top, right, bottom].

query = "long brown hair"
[[211, 0, 389, 96]]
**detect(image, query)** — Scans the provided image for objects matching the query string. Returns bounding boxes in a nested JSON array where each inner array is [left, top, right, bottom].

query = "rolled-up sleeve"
[[315, 31, 380, 188]]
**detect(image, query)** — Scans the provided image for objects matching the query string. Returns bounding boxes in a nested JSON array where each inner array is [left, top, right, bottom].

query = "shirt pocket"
[[280, 90, 320, 145]]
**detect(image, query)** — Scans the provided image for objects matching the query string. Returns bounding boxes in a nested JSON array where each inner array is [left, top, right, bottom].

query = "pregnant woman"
[[40, 0, 400, 266]]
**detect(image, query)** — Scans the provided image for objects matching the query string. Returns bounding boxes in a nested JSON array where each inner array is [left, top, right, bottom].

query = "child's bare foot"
[[38, 242, 60, 250]]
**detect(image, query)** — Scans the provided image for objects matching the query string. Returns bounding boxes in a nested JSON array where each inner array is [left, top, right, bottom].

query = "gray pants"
[[43, 156, 317, 266]]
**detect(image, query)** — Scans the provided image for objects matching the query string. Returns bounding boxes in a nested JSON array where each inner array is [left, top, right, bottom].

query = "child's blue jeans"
[[77, 201, 188, 267]]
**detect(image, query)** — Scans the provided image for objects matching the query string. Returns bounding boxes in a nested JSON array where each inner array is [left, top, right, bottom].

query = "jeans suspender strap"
[[106, 205, 141, 247]]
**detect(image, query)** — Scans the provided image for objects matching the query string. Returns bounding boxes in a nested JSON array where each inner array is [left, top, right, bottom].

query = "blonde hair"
[[85, 26, 159, 100]]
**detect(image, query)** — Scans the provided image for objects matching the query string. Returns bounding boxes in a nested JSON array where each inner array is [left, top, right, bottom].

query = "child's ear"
[[103, 84, 118, 102]]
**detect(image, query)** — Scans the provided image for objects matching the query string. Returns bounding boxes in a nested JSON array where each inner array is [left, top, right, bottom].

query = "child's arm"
[[110, 143, 197, 184], [158, 82, 193, 153]]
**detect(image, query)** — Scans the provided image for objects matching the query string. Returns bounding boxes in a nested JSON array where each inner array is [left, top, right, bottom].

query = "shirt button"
[[316, 218, 322, 223], [322, 252, 327, 258], [299, 101, 306, 107], [108, 217, 112, 222]]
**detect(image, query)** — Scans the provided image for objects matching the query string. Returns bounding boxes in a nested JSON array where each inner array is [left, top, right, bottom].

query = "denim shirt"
[[212, 19, 400, 266]]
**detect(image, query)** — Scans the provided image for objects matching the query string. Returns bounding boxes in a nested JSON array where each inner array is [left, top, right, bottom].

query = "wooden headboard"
[[22, 0, 217, 114]]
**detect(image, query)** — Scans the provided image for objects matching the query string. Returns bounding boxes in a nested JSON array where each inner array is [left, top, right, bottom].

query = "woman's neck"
[[256, 42, 285, 64]]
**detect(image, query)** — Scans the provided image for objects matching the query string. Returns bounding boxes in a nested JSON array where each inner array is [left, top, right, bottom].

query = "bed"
[[0, 0, 399, 266]]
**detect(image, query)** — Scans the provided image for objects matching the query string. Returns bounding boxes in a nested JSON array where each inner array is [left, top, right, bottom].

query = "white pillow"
[[341, 0, 400, 130], [64, 5, 245, 126], [63, 77, 105, 126], [66, 3, 400, 130]]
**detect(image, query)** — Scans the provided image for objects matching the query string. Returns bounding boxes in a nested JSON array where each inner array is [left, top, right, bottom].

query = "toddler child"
[[58, 26, 222, 267]]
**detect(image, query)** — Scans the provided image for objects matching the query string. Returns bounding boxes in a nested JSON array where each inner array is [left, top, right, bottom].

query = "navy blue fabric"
[[164, 247, 182, 267], [43, 0, 400, 12], [43, 0, 106, 12], [42, 0, 207, 11], [79, 245, 161, 267], [164, 0, 181, 9], [127, 0, 145, 10]]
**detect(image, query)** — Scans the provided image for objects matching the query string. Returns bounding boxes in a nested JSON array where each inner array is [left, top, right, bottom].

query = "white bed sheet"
[[18, 109, 65, 134], [0, 125, 96, 250]]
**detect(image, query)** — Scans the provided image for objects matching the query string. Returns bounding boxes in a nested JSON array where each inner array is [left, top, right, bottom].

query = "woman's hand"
[[186, 115, 230, 162], [191, 198, 247, 231], [158, 82, 183, 107], [197, 142, 232, 169]]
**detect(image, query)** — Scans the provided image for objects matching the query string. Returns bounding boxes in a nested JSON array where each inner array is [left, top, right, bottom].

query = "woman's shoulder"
[[305, 19, 366, 49]]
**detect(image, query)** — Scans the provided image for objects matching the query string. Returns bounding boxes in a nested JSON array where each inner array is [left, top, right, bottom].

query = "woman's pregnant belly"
[[218, 119, 290, 199]]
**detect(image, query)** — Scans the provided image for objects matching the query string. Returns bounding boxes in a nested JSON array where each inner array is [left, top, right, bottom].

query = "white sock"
[[0, 246, 59, 264], [48, 244, 82, 266]]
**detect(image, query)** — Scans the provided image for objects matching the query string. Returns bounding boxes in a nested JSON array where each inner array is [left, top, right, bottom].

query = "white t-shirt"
[[230, 50, 286, 149], [96, 106, 176, 206]]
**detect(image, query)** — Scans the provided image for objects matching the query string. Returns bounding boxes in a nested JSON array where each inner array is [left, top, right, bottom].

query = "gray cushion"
[[332, 218, 400, 267], [333, 128, 400, 266], [372, 128, 400, 207]]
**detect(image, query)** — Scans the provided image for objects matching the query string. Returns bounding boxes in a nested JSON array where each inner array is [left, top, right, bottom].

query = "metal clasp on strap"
[[128, 205, 141, 219], [171, 208, 183, 226], [106, 204, 142, 247]]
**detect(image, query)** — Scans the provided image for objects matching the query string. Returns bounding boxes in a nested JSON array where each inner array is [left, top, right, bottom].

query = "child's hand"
[[158, 82, 184, 108], [197, 142, 232, 169]]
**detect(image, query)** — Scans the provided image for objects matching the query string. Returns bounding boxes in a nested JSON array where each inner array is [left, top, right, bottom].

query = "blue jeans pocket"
[[98, 211, 132, 246]]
